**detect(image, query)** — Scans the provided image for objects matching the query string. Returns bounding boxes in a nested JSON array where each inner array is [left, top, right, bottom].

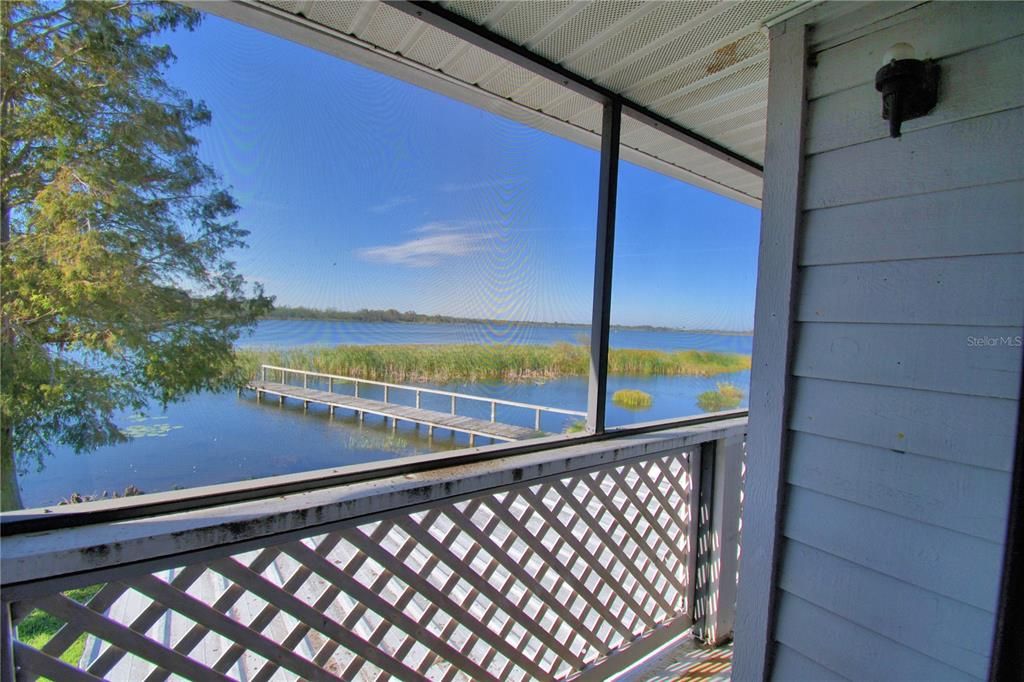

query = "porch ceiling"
[[240, 0, 799, 206]]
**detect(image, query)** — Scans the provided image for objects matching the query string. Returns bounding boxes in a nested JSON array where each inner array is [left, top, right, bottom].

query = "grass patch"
[[697, 382, 745, 412], [238, 343, 751, 384], [612, 389, 653, 410], [18, 583, 103, 673]]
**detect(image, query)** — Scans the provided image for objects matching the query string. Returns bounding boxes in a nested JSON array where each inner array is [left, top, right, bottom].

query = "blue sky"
[[163, 13, 760, 331]]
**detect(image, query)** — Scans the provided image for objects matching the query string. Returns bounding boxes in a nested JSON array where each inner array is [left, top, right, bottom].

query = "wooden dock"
[[246, 366, 585, 444]]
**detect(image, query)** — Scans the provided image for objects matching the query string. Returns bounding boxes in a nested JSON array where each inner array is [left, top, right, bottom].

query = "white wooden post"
[[733, 19, 807, 681], [535, 410, 541, 431], [329, 377, 333, 393], [416, 391, 421, 409], [261, 366, 267, 382], [696, 432, 744, 645], [354, 381, 359, 398], [451, 396, 456, 414], [303, 374, 307, 389], [490, 402, 496, 422], [1, 602, 14, 682], [384, 386, 389, 404]]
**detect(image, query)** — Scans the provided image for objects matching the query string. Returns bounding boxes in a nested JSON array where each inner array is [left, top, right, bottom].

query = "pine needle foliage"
[[1, 2, 272, 508]]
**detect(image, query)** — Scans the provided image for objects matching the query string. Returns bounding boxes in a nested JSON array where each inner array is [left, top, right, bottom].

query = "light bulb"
[[882, 42, 916, 66]]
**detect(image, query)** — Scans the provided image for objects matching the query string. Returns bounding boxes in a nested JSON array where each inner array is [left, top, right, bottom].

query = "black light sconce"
[[874, 43, 940, 138]]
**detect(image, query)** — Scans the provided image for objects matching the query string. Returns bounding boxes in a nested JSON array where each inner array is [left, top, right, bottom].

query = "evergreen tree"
[[1, 1, 272, 509]]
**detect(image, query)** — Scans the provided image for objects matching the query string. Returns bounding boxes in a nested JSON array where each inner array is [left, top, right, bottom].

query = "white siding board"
[[761, 2, 1023, 678], [796, 255, 1024, 327], [792, 322, 1023, 399], [783, 486, 1003, 612], [801, 180, 1024, 266], [772, 643, 848, 682], [803, 107, 1024, 210], [806, 1, 921, 53], [789, 377, 1017, 470], [780, 539, 994, 677], [787, 432, 1011, 541], [775, 592, 978, 681], [807, 36, 1024, 155], [808, 1, 1024, 99]]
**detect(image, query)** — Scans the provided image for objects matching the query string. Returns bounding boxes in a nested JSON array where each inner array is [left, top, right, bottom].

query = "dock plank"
[[247, 381, 544, 442]]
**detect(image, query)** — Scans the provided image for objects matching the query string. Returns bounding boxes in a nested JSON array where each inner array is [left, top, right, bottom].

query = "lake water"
[[17, 320, 752, 507]]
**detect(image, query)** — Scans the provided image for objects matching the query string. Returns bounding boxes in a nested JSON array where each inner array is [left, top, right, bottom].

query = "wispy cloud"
[[412, 220, 494, 234], [358, 222, 489, 267], [439, 177, 524, 193], [368, 195, 415, 213]]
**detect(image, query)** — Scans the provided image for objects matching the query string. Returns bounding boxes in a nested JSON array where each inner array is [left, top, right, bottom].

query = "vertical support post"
[[685, 444, 703, 623], [354, 381, 360, 398], [490, 401, 496, 422], [384, 386, 389, 404], [694, 440, 716, 632], [733, 20, 808, 682], [329, 377, 334, 393], [416, 390, 421, 409], [303, 373, 307, 389], [261, 365, 267, 382], [451, 396, 456, 415], [1, 601, 14, 682], [586, 100, 621, 434], [695, 434, 744, 645], [470, 433, 476, 447], [535, 409, 541, 431]]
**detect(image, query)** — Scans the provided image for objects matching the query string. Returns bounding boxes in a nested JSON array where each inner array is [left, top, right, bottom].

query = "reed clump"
[[696, 382, 745, 412], [238, 342, 750, 384], [612, 389, 653, 409]]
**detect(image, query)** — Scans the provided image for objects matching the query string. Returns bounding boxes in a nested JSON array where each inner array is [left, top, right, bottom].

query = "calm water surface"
[[19, 321, 751, 507]]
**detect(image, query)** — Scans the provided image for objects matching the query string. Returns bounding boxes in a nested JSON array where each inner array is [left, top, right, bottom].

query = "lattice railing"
[[2, 431, 727, 682]]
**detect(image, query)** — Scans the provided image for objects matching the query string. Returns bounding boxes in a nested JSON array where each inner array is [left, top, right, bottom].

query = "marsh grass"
[[612, 389, 653, 410], [697, 382, 745, 412], [239, 343, 750, 384], [564, 420, 587, 433]]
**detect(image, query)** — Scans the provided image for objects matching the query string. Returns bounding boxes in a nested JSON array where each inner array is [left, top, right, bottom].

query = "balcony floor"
[[628, 635, 733, 682]]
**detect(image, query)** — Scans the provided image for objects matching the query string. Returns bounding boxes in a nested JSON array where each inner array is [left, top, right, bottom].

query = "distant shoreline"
[[261, 306, 754, 337]]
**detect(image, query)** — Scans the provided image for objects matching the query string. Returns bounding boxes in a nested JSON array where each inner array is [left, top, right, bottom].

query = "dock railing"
[[1, 416, 746, 681], [259, 364, 586, 430]]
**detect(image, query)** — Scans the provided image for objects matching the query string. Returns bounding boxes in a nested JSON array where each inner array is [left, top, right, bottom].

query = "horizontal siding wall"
[[771, 2, 1024, 680]]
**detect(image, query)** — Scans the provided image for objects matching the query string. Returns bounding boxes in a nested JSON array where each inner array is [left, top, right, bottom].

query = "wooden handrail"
[[263, 364, 586, 417]]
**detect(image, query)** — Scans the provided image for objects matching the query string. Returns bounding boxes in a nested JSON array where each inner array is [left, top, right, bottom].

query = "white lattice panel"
[[11, 449, 697, 681]]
